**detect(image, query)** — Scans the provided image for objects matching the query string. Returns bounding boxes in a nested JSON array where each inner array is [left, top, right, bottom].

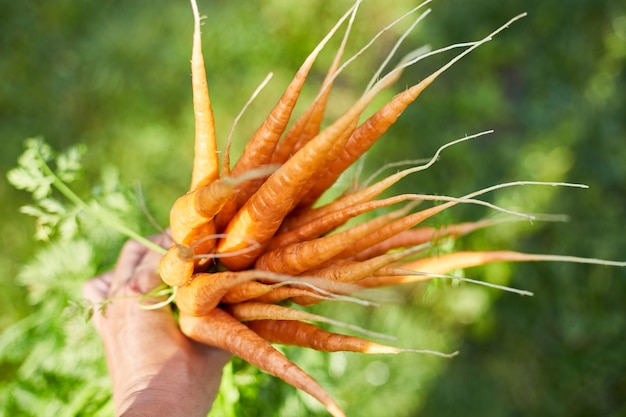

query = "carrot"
[[403, 250, 626, 277], [160, 178, 243, 286], [228, 1, 362, 209], [270, 2, 429, 167], [217, 72, 403, 270], [292, 13, 531, 209], [176, 271, 256, 316], [266, 194, 421, 251], [227, 301, 391, 340], [169, 179, 234, 245], [307, 244, 428, 284], [175, 270, 298, 316], [246, 319, 457, 357], [358, 250, 626, 289], [254, 205, 410, 276], [219, 279, 349, 304], [340, 203, 458, 264], [158, 244, 196, 287], [179, 309, 347, 417], [188, 0, 219, 191], [352, 218, 497, 261], [269, 0, 360, 166], [215, 73, 274, 232], [254, 287, 328, 304], [335, 179, 580, 261], [285, 245, 429, 306], [297, 68, 442, 208], [221, 281, 278, 304], [279, 130, 487, 233]]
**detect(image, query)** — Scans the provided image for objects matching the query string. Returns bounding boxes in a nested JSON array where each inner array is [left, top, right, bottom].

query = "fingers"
[[109, 235, 170, 297], [83, 234, 171, 323], [83, 271, 113, 303], [130, 239, 168, 295], [83, 271, 113, 333], [109, 240, 150, 296]]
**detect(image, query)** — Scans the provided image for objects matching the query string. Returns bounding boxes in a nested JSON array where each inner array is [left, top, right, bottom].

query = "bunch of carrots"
[[144, 1, 624, 416]]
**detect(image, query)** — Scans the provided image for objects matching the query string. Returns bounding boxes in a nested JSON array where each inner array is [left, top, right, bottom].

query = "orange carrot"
[[252, 285, 327, 305], [357, 250, 626, 289], [352, 219, 497, 261], [267, 194, 420, 251], [279, 161, 441, 234], [217, 82, 400, 270], [229, 301, 396, 340], [284, 245, 427, 306], [297, 70, 441, 208], [221, 281, 277, 304], [254, 205, 410, 276], [189, 0, 219, 191], [180, 309, 346, 417], [269, 0, 359, 165], [159, 179, 235, 286], [403, 250, 626, 277], [176, 270, 297, 316], [246, 319, 457, 357], [158, 244, 196, 287], [338, 179, 587, 261], [169, 179, 234, 245], [338, 202, 457, 263], [306, 244, 428, 284], [293, 26, 505, 208], [228, 2, 361, 209], [176, 271, 256, 316]]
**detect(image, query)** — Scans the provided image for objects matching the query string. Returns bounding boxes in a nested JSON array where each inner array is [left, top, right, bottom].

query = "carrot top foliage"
[[4, 0, 625, 416]]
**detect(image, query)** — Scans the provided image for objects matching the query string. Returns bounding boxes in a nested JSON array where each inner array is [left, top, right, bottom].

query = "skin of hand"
[[83, 236, 231, 417]]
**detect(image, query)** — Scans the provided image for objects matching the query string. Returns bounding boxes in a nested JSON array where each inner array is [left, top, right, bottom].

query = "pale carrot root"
[[357, 250, 615, 289], [189, 0, 219, 191], [180, 309, 346, 417]]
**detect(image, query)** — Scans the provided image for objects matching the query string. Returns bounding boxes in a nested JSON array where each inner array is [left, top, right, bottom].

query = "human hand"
[[83, 236, 231, 417]]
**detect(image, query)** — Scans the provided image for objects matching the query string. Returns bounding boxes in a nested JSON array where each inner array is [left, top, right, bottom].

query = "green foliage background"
[[1, 0, 625, 416]]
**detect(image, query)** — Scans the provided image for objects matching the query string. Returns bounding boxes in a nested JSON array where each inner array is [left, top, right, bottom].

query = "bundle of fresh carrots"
[[151, 1, 624, 416]]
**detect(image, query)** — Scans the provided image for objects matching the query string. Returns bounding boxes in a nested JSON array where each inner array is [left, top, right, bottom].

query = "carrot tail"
[[353, 219, 496, 261], [247, 319, 456, 357], [269, 0, 359, 166], [180, 309, 346, 417], [189, 0, 219, 191]]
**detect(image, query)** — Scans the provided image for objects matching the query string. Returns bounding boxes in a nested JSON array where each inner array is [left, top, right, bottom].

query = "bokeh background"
[[1, 0, 625, 416]]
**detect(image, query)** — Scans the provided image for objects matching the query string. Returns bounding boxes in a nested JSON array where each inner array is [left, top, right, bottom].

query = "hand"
[[83, 236, 231, 417]]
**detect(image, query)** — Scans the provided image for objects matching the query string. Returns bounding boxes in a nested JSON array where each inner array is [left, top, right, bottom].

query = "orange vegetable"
[[180, 308, 346, 417]]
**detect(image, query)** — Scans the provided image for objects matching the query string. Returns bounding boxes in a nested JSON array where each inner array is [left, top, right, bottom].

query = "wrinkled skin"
[[83, 236, 231, 417]]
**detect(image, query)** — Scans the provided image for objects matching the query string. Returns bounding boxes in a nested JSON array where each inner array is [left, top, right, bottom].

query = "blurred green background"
[[1, 0, 625, 416]]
